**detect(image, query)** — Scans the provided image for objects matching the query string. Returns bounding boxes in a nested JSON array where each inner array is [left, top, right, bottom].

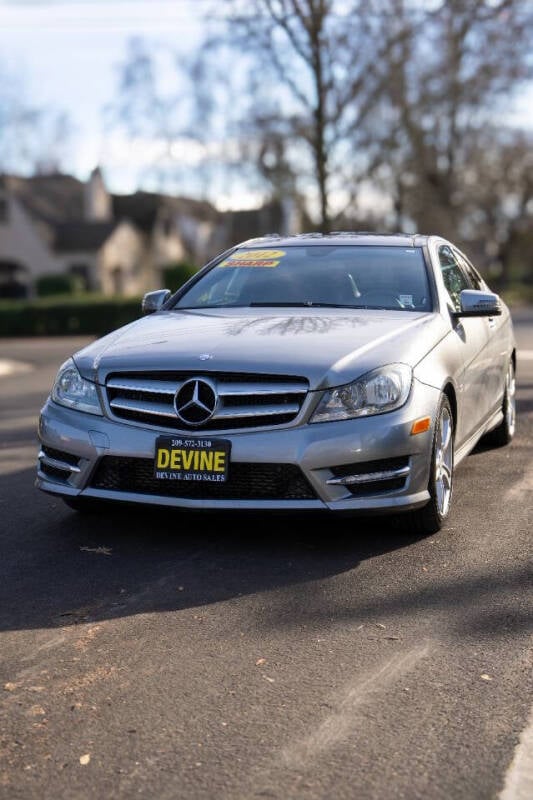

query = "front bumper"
[[36, 380, 440, 513]]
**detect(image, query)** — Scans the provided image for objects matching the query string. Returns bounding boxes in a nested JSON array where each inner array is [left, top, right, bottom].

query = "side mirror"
[[453, 289, 502, 318], [142, 289, 171, 316]]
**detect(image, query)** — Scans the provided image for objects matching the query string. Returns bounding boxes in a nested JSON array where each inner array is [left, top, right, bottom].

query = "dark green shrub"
[[0, 295, 143, 337], [500, 284, 533, 307], [162, 262, 197, 291], [35, 273, 80, 297]]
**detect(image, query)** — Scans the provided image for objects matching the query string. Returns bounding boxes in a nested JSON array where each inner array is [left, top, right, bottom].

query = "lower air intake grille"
[[42, 446, 80, 466], [91, 457, 316, 501], [329, 456, 410, 496]]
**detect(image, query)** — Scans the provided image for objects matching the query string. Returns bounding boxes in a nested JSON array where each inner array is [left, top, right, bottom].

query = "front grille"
[[91, 456, 316, 501], [330, 456, 409, 496], [105, 371, 309, 432]]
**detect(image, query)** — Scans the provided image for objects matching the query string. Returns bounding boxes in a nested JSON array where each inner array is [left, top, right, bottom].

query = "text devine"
[[156, 447, 227, 473]]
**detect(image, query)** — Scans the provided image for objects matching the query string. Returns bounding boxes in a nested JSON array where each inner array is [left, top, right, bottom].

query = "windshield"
[[172, 245, 432, 312]]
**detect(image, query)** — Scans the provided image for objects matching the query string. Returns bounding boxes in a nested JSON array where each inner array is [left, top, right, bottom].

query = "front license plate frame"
[[154, 436, 231, 482]]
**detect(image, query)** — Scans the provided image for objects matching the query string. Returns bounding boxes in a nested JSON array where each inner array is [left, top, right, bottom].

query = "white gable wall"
[[152, 212, 187, 266], [97, 220, 148, 296], [0, 193, 60, 281]]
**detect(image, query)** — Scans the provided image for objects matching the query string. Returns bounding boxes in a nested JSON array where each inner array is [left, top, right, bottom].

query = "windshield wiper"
[[173, 304, 249, 310], [249, 301, 358, 308], [174, 301, 383, 310]]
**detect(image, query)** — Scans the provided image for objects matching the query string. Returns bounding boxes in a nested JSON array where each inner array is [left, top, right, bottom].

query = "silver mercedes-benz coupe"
[[36, 233, 516, 533]]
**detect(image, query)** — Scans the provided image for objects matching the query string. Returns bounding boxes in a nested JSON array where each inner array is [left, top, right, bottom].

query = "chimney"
[[84, 166, 112, 222]]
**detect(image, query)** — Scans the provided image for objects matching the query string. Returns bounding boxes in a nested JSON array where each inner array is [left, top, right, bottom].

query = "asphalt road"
[[0, 311, 532, 800]]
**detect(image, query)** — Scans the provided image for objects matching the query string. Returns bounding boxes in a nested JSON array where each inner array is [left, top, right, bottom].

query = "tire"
[[404, 395, 454, 535], [484, 360, 516, 448]]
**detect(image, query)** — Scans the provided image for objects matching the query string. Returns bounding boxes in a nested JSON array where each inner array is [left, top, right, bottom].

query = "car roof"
[[235, 232, 430, 248]]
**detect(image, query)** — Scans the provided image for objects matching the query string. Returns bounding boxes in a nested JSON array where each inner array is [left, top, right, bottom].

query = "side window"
[[438, 245, 472, 312], [455, 251, 486, 291]]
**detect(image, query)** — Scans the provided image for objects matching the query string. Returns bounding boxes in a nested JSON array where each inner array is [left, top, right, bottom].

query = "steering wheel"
[[358, 290, 403, 308], [200, 290, 241, 306]]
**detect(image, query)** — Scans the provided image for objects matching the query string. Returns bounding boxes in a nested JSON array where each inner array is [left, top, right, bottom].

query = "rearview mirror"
[[142, 289, 171, 316], [454, 289, 502, 318]]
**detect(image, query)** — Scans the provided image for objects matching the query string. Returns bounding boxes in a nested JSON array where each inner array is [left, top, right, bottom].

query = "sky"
[[0, 0, 241, 202]]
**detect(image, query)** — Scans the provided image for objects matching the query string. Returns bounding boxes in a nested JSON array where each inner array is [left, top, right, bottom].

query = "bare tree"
[[0, 61, 72, 175], [107, 37, 227, 197], [214, 0, 410, 230], [108, 37, 179, 142], [463, 129, 533, 285], [106, 0, 533, 284], [379, 0, 533, 247], [106, 3, 405, 227]]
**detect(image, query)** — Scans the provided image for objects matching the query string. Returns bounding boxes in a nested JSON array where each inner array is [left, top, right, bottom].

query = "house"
[[0, 168, 223, 298], [0, 168, 301, 299]]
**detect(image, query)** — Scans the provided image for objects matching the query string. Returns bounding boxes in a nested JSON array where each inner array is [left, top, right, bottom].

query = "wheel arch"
[[442, 382, 457, 436]]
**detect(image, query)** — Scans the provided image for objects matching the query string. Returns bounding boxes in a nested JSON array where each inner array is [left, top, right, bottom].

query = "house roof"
[[5, 173, 85, 224], [5, 172, 220, 230], [112, 192, 160, 232], [112, 191, 219, 232], [53, 222, 118, 253], [222, 201, 285, 245], [2, 171, 288, 258]]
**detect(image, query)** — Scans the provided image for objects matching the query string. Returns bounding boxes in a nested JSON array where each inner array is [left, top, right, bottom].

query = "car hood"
[[74, 308, 447, 390]]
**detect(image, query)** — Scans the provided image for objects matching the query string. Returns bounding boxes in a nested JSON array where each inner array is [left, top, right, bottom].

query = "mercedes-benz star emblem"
[[174, 378, 218, 426]]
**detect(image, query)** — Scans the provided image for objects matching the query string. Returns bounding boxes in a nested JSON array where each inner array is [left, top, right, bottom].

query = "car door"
[[437, 244, 492, 445], [454, 248, 508, 417]]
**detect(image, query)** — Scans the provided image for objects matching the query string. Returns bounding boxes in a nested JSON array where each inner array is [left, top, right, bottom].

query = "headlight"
[[310, 363, 412, 423], [51, 359, 103, 416]]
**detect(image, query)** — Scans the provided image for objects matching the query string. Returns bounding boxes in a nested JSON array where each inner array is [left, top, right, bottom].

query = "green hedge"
[[162, 262, 197, 291], [500, 284, 533, 308], [0, 295, 144, 337], [35, 273, 81, 297]]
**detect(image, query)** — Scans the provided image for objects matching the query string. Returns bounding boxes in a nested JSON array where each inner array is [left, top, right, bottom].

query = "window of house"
[[0, 261, 29, 299], [438, 245, 472, 312]]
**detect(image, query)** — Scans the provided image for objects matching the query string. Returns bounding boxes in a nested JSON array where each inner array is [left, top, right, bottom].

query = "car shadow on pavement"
[[1, 467, 530, 641], [0, 467, 432, 633]]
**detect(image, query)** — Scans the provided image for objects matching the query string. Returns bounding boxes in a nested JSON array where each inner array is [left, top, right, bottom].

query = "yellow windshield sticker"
[[220, 249, 285, 268]]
